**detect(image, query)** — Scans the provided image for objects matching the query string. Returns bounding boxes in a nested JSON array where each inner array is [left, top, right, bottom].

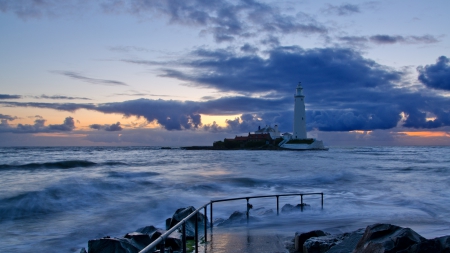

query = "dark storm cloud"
[[2, 45, 450, 132], [52, 71, 128, 86], [141, 46, 449, 131], [89, 122, 122, 131], [0, 116, 75, 133], [322, 3, 360, 16], [156, 46, 402, 95], [0, 95, 290, 131], [417, 56, 450, 91], [0, 94, 21, 99]]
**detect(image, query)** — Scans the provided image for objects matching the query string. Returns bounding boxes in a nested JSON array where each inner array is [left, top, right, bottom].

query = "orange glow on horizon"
[[33, 133, 88, 137], [399, 131, 450, 138]]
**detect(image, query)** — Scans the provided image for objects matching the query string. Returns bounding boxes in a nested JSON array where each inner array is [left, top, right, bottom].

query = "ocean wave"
[[0, 160, 126, 170]]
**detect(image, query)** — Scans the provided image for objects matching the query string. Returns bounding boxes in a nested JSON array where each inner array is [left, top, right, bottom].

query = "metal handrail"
[[139, 192, 323, 253]]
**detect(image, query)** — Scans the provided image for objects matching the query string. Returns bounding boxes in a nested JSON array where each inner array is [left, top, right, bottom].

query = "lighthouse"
[[293, 82, 307, 139]]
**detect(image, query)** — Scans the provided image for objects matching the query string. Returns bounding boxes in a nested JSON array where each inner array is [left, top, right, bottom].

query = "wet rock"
[[88, 237, 139, 253], [167, 206, 207, 239], [294, 230, 329, 252], [326, 229, 365, 253], [409, 235, 450, 253], [124, 232, 152, 250], [282, 203, 310, 213], [353, 223, 425, 253], [147, 229, 182, 251], [303, 234, 344, 253], [80, 248, 87, 253], [135, 225, 158, 235], [216, 211, 261, 227]]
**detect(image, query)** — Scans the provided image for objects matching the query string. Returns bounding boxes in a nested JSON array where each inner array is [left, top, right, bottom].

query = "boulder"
[[303, 234, 344, 253], [294, 230, 328, 252], [167, 206, 207, 239], [124, 232, 152, 250], [326, 229, 365, 253], [353, 223, 426, 253], [409, 235, 450, 253], [135, 225, 158, 235], [148, 229, 182, 251], [216, 211, 261, 227], [282, 203, 310, 213], [88, 237, 139, 253]]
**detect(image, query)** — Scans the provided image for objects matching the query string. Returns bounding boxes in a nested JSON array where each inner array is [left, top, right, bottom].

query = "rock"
[[213, 218, 225, 226], [124, 232, 152, 250], [353, 223, 426, 253], [135, 225, 158, 235], [303, 234, 344, 253], [326, 229, 365, 253], [80, 248, 87, 253], [409, 235, 450, 253], [294, 230, 328, 252], [216, 211, 261, 227], [147, 229, 182, 251], [294, 228, 364, 253], [167, 206, 207, 239], [88, 237, 139, 253], [282, 203, 310, 213]]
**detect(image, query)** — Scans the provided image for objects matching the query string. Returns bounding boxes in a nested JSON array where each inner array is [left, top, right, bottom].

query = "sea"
[[1, 146, 450, 252]]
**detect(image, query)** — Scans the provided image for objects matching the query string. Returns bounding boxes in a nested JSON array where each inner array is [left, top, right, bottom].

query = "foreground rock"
[[87, 206, 206, 253], [166, 206, 208, 239], [291, 223, 450, 253]]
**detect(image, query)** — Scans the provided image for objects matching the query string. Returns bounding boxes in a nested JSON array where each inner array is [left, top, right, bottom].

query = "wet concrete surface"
[[199, 227, 289, 253]]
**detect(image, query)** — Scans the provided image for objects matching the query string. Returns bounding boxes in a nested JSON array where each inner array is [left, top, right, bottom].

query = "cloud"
[[2, 46, 450, 133], [417, 56, 450, 91], [1, 0, 327, 43], [153, 46, 402, 96], [90, 122, 123, 131], [52, 71, 128, 86], [338, 34, 439, 47], [0, 116, 75, 133], [0, 114, 18, 121], [369, 35, 439, 44], [0, 101, 96, 112], [33, 94, 91, 100], [0, 94, 21, 99], [322, 3, 360, 16]]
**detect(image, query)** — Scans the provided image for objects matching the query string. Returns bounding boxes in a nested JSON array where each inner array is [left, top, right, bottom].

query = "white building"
[[293, 82, 307, 139], [278, 82, 327, 150]]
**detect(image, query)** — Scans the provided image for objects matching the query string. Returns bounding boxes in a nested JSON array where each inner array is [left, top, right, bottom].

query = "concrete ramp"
[[201, 230, 288, 253]]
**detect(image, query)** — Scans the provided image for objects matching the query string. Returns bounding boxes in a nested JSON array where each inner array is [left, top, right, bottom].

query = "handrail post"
[[195, 212, 198, 253], [204, 205, 207, 243], [246, 198, 250, 224], [210, 202, 213, 231], [321, 193, 323, 209], [300, 194, 303, 212], [159, 239, 165, 253], [182, 222, 187, 253], [276, 195, 279, 216]]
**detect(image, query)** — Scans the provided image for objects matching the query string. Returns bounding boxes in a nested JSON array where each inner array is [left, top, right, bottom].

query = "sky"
[[1, 0, 450, 146]]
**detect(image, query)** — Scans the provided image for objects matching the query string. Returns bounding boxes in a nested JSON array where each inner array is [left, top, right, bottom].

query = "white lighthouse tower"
[[293, 82, 307, 139]]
